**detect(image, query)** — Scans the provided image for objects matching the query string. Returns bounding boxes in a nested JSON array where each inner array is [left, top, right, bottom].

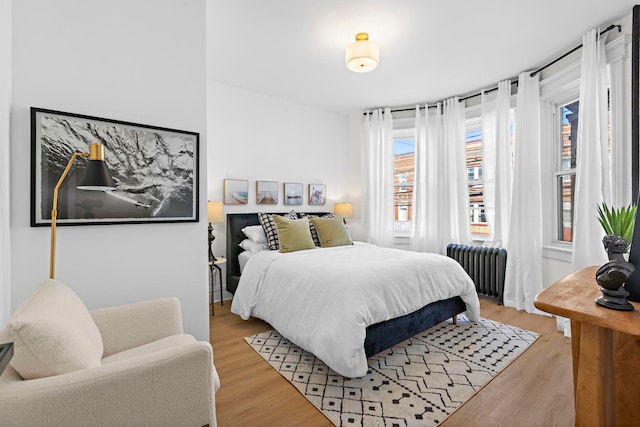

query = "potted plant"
[[596, 202, 637, 255], [594, 202, 636, 310]]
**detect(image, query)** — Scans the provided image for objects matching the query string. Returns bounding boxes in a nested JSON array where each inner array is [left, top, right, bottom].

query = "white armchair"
[[0, 280, 220, 427]]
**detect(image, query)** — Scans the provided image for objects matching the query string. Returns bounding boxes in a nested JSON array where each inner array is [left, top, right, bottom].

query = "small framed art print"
[[224, 179, 249, 204], [283, 182, 303, 205], [256, 180, 278, 204], [308, 184, 326, 205]]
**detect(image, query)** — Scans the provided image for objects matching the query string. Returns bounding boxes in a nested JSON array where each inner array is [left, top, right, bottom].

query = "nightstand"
[[208, 257, 227, 316]]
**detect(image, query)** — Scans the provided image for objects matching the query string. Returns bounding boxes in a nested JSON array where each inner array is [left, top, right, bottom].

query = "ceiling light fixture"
[[345, 32, 379, 73]]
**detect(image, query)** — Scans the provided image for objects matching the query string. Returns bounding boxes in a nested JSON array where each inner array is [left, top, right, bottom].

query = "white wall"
[[0, 0, 12, 324], [10, 0, 209, 340], [207, 81, 358, 300]]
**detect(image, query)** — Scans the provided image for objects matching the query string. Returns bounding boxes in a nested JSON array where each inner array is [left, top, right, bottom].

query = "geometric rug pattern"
[[245, 316, 539, 426]]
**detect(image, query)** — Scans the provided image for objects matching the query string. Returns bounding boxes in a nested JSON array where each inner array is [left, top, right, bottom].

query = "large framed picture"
[[31, 107, 199, 227]]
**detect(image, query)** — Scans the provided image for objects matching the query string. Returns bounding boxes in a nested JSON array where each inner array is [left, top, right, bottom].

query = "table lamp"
[[50, 143, 116, 279], [334, 202, 353, 224], [207, 201, 224, 262]]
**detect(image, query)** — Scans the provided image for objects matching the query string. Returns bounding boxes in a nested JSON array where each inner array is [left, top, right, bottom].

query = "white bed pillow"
[[3, 279, 104, 380], [242, 225, 268, 243], [239, 239, 268, 253]]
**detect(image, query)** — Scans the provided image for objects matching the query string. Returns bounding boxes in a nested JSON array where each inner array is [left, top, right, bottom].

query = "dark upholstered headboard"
[[225, 212, 331, 294]]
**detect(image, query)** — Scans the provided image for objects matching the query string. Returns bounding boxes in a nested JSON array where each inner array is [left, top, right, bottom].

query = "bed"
[[226, 212, 480, 378]]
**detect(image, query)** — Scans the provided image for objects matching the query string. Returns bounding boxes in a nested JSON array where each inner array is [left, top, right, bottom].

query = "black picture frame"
[[30, 107, 199, 227]]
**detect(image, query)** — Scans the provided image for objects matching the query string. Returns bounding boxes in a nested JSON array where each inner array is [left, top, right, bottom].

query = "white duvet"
[[231, 242, 480, 378]]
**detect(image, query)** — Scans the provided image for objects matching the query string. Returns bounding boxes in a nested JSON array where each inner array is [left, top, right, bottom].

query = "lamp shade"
[[77, 143, 116, 190], [334, 202, 353, 219], [208, 201, 224, 223], [345, 32, 379, 73]]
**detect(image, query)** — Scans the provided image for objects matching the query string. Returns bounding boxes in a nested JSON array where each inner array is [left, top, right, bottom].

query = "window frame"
[[392, 121, 415, 237], [541, 81, 580, 260], [553, 97, 579, 245], [464, 114, 490, 240], [539, 33, 628, 262]]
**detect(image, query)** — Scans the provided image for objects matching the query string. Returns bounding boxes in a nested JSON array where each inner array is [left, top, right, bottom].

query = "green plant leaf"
[[596, 202, 637, 252]]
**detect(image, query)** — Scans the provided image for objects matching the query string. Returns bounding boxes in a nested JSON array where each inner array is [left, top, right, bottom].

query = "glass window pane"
[[466, 128, 488, 236], [394, 140, 415, 184], [393, 138, 415, 233], [557, 174, 575, 242], [561, 101, 579, 171]]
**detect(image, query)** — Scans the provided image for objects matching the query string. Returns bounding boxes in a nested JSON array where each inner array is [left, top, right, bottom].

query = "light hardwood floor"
[[210, 298, 575, 427]]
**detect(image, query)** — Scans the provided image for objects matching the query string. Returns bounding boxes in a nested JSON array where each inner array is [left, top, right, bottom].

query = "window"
[[553, 96, 611, 243], [393, 131, 415, 234], [538, 35, 629, 261], [389, 110, 515, 239], [466, 125, 489, 237], [555, 100, 578, 242]]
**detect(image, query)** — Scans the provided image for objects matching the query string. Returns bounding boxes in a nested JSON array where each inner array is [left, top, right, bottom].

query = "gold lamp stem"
[[50, 151, 89, 279]]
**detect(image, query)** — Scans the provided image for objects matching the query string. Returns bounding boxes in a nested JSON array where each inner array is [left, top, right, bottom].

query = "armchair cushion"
[[101, 334, 195, 364], [3, 279, 103, 380], [91, 297, 184, 357]]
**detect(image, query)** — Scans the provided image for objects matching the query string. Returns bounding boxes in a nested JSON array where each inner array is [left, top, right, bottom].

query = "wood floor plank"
[[210, 297, 574, 427]]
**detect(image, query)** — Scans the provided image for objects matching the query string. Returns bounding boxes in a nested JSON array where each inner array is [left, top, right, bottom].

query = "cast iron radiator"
[[446, 244, 507, 305]]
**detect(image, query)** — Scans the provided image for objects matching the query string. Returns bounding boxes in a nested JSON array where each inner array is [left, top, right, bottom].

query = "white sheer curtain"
[[410, 99, 469, 254], [411, 103, 446, 253], [503, 72, 544, 313], [572, 28, 611, 270], [443, 98, 471, 248], [362, 108, 394, 247], [609, 42, 632, 206], [0, 0, 11, 324], [411, 104, 431, 252], [481, 80, 513, 248]]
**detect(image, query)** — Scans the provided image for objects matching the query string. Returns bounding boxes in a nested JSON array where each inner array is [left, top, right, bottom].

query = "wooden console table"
[[534, 266, 640, 427]]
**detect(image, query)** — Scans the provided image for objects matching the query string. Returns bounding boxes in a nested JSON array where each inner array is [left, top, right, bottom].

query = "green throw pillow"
[[273, 216, 316, 253], [309, 216, 353, 247]]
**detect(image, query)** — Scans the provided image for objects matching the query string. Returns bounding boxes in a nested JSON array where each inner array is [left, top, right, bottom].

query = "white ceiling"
[[208, 1, 639, 114]]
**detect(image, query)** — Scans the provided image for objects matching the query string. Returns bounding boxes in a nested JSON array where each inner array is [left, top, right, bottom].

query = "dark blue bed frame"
[[226, 212, 466, 358]]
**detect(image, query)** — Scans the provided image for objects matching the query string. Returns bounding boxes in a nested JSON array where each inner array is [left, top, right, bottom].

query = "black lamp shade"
[[77, 160, 116, 191]]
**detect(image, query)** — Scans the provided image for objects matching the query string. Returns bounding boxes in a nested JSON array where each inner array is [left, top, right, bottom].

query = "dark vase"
[[595, 234, 635, 310]]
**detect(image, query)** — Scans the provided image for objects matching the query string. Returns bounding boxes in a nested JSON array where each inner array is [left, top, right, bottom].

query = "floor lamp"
[[50, 143, 115, 279]]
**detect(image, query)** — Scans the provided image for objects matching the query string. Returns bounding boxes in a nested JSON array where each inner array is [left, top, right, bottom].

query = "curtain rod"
[[363, 105, 430, 116], [529, 24, 621, 77], [363, 80, 518, 116], [457, 80, 519, 103], [364, 23, 622, 116]]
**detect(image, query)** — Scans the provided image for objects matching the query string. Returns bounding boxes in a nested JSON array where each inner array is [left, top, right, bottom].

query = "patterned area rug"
[[245, 316, 539, 426]]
